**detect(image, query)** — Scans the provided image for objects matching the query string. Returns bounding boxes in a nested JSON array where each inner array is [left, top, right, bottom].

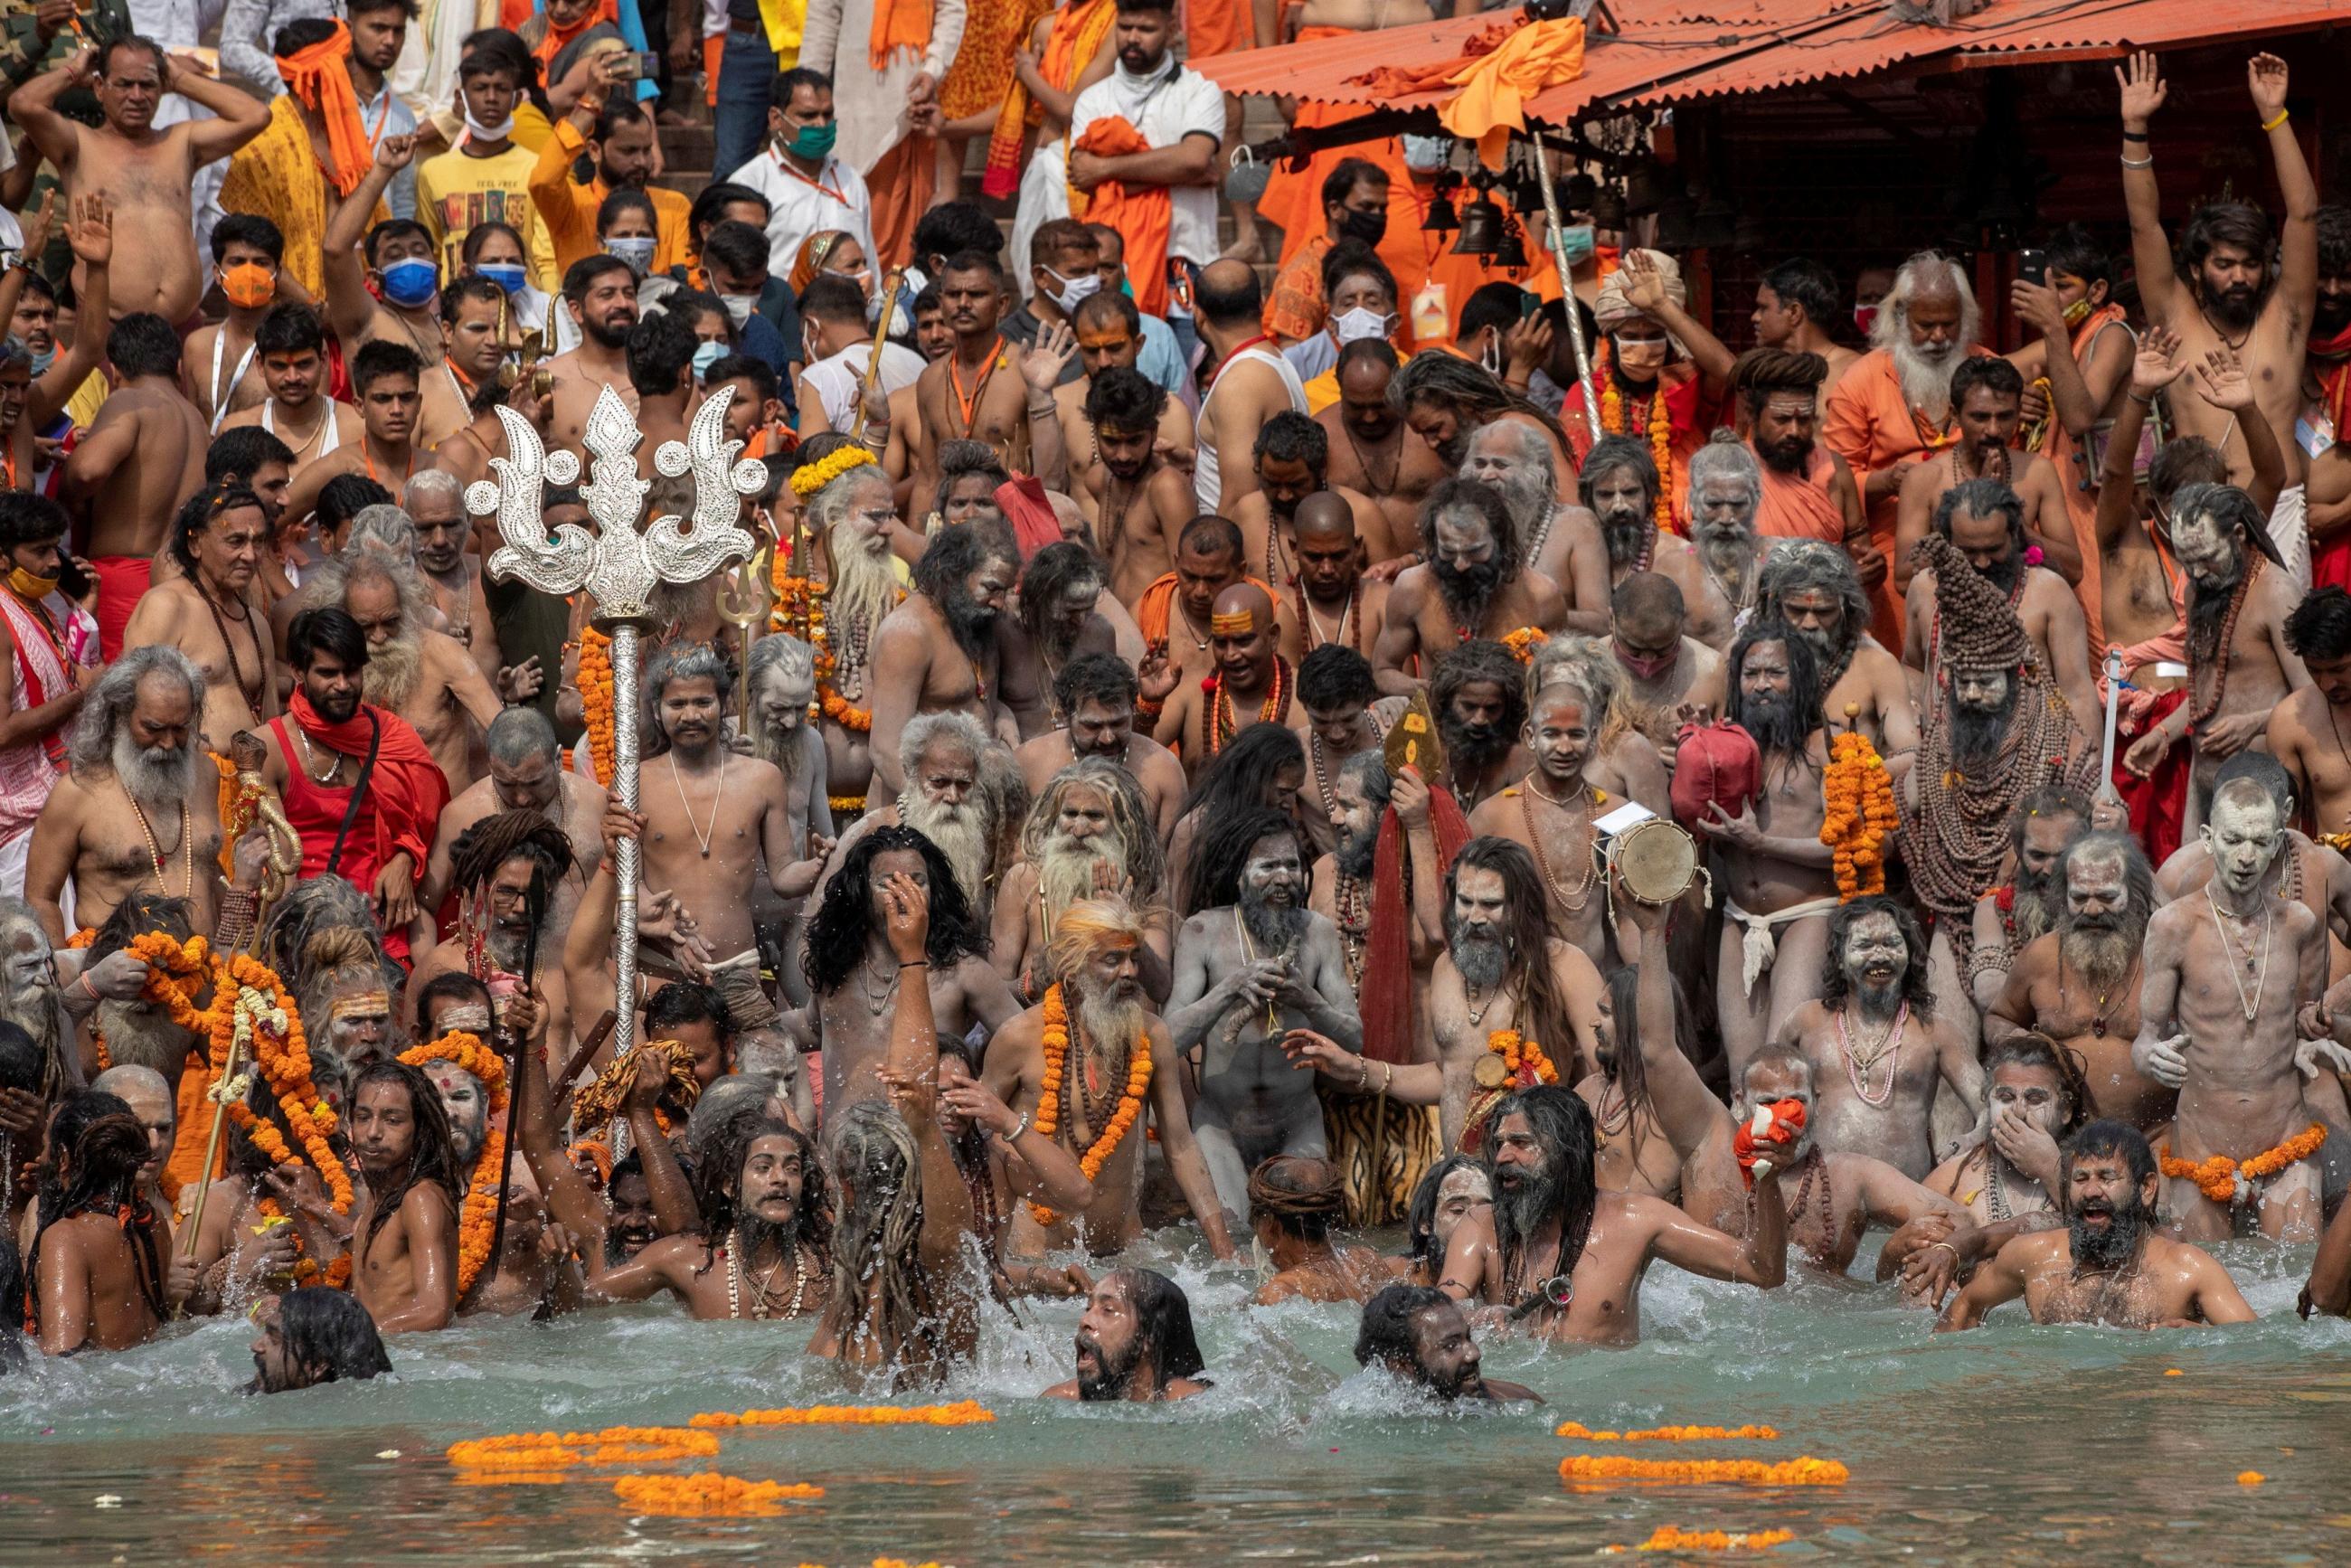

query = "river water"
[[4, 1233, 2347, 1564]]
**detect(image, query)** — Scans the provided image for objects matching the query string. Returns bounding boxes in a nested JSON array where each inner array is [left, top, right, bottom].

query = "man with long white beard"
[[1771, 897, 1983, 1180], [1934, 1120, 2255, 1329], [1753, 542, 1918, 767], [1371, 479, 1565, 698], [1457, 419, 1610, 635], [308, 548, 508, 795], [409, 812, 576, 1060], [1824, 250, 1989, 648], [986, 897, 1233, 1260], [24, 647, 228, 943], [1570, 436, 1731, 649], [822, 712, 1011, 922], [992, 760, 1167, 1006], [1904, 535, 2101, 1036], [1965, 789, 2091, 1015], [782, 458, 907, 823], [1684, 434, 1767, 628], [1166, 809, 1362, 1217], [1987, 832, 2175, 1130]]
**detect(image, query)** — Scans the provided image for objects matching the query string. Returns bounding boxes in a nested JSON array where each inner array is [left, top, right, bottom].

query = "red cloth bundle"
[[1670, 718, 1761, 833]]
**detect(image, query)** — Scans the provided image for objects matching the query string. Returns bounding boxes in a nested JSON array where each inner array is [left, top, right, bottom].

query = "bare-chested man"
[[1056, 292, 1195, 505], [1372, 477, 1564, 696], [1755, 543, 1918, 769], [2120, 52, 2317, 554], [61, 313, 203, 659], [1772, 897, 1982, 1179], [1933, 1121, 2255, 1329], [9, 38, 267, 325], [119, 484, 278, 752], [1604, 573, 1724, 769], [1966, 789, 2090, 1015], [866, 517, 1017, 798], [1459, 419, 1609, 635], [783, 457, 906, 818], [419, 706, 605, 950], [1682, 436, 1770, 628], [1072, 364, 1194, 605], [1015, 652, 1187, 846], [1904, 478, 2099, 725], [1318, 341, 1446, 551], [25, 649, 224, 943], [26, 1103, 168, 1352], [1893, 359, 2081, 603], [2133, 776, 2340, 1240], [1572, 435, 1733, 648], [1988, 832, 2176, 1130], [1922, 1033, 2091, 1226], [1279, 494, 1392, 668], [2271, 585, 2351, 842], [306, 548, 503, 794], [992, 760, 1169, 1006], [1164, 812, 1361, 1216], [910, 253, 1068, 499], [404, 471, 500, 684], [408, 815, 576, 1067], [1424, 640, 1527, 815], [272, 1060, 458, 1333], [1232, 412, 1402, 597], [1705, 621, 1838, 1076], [997, 543, 1131, 741], [2123, 483, 2311, 832], [986, 895, 1235, 1258], [1154, 582, 1294, 782], [1284, 644, 1403, 858], [537, 254, 642, 458], [281, 342, 427, 528]]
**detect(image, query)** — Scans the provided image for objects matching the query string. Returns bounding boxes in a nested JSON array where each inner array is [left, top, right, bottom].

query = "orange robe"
[[1755, 446, 1846, 543], [1821, 345, 1988, 650], [1070, 117, 1171, 316], [2033, 302, 2129, 660], [1187, 0, 1253, 60]]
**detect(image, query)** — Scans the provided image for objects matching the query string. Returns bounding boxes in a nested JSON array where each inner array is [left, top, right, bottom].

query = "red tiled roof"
[[1190, 0, 2346, 121]]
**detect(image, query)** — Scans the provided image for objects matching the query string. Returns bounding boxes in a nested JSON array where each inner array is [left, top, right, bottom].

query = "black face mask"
[[1337, 206, 1388, 248]]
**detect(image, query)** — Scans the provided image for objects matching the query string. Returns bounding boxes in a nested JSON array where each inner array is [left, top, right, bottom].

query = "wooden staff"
[[849, 269, 907, 443], [485, 867, 548, 1270], [176, 1028, 242, 1274], [553, 1010, 621, 1098]]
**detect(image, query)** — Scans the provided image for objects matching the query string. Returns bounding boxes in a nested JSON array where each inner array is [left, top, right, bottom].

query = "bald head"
[[1197, 259, 1264, 330], [1295, 492, 1355, 543], [1210, 581, 1278, 679], [91, 1063, 175, 1187]]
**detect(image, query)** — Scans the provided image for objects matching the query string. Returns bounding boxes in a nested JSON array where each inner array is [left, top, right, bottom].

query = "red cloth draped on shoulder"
[[1069, 116, 1170, 316], [273, 691, 450, 959], [2114, 686, 2189, 868], [2309, 319, 2351, 590], [1360, 778, 1470, 1065]]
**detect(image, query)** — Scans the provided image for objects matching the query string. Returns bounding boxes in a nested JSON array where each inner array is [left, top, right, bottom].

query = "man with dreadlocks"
[[26, 1099, 168, 1352], [783, 455, 911, 820], [1437, 1085, 1787, 1346], [992, 760, 1169, 1006], [410, 810, 576, 1056], [1905, 534, 2101, 1000], [1568, 436, 1733, 650], [269, 1058, 459, 1334], [1966, 789, 2092, 1015], [868, 517, 1021, 799], [1771, 897, 1983, 1181], [1754, 542, 1917, 768], [1250, 1155, 1388, 1304], [0, 898, 76, 1101], [1736, 349, 1870, 558], [1371, 478, 1564, 699], [1989, 832, 2170, 1129], [118, 483, 279, 754], [1903, 477, 2100, 729], [420, 707, 607, 954], [1166, 808, 1361, 1217], [262, 880, 406, 1073], [1155, 581, 1296, 781], [1709, 620, 1842, 1076], [998, 543, 1136, 743], [1425, 640, 1527, 816], [2124, 483, 2312, 833], [1043, 1268, 1213, 1402], [986, 896, 1233, 1260]]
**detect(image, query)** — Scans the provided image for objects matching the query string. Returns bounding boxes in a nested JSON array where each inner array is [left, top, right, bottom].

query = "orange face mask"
[[222, 262, 276, 310]]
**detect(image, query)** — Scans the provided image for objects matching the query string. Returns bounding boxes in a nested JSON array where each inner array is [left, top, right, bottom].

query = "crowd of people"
[[1, 2, 2349, 1409]]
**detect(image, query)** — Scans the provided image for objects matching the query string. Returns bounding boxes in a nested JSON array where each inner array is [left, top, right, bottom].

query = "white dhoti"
[[1010, 136, 1071, 303], [2269, 483, 2309, 591], [1724, 895, 1844, 997], [0, 827, 29, 899]]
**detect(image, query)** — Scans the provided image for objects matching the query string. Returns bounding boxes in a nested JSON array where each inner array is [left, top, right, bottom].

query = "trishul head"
[[465, 383, 765, 628]]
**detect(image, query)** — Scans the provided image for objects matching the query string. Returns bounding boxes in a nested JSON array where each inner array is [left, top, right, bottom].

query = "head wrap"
[[1591, 248, 1686, 332], [1918, 534, 2033, 675], [276, 23, 373, 198], [1245, 1155, 1346, 1220], [790, 231, 854, 297]]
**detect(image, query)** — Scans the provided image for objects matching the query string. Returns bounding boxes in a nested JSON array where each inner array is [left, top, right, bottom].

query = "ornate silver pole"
[[466, 386, 764, 1064]]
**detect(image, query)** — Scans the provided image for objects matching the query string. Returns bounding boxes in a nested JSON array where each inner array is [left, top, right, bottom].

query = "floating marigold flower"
[[2237, 1470, 2265, 1486], [690, 1402, 995, 1429], [1634, 1525, 1796, 1552], [1557, 1422, 1780, 1442], [611, 1472, 822, 1516], [1559, 1454, 1848, 1487]]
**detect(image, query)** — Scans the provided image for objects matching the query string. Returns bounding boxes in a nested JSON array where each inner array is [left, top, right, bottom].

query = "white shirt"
[[1069, 58, 1226, 269], [731, 146, 881, 294], [803, 341, 926, 433], [1195, 345, 1307, 515]]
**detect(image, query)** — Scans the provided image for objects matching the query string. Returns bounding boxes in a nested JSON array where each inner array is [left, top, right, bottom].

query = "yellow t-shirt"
[[414, 141, 562, 294], [65, 369, 107, 429]]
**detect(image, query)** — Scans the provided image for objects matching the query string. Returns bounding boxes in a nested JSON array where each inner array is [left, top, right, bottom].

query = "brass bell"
[[1492, 218, 1530, 270], [1623, 156, 1669, 215], [1509, 165, 1547, 217], [1452, 179, 1506, 257], [1591, 183, 1628, 231], [1422, 170, 1461, 236]]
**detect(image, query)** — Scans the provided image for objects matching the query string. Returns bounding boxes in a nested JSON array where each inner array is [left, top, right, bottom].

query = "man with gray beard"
[[24, 647, 228, 943], [992, 758, 1167, 1006], [1753, 541, 1917, 770], [1988, 831, 2175, 1130], [1457, 420, 1610, 634], [1570, 436, 1732, 648], [1685, 433, 1767, 626], [1371, 479, 1566, 698], [0, 898, 77, 1097], [742, 635, 834, 1007], [309, 548, 508, 795], [820, 712, 1010, 922], [1967, 789, 2091, 1015], [789, 462, 909, 820], [1166, 809, 1362, 1218]]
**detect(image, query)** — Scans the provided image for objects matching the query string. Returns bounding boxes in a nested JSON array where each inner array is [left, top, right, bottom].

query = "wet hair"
[[1177, 725, 1306, 912], [346, 1060, 461, 1266], [1488, 1084, 1597, 1284], [26, 1104, 163, 1335], [1054, 649, 1138, 717], [911, 513, 1018, 605], [801, 826, 991, 995], [1760, 259, 1839, 327], [1818, 894, 1933, 1019], [824, 1100, 939, 1361], [276, 1286, 394, 1383], [1354, 1281, 1449, 1372], [1298, 644, 1377, 713], [1725, 617, 1824, 749], [287, 605, 370, 674], [447, 809, 573, 903], [625, 309, 700, 395], [2286, 584, 2351, 663], [1579, 433, 1659, 506], [1984, 1033, 2094, 1144], [205, 425, 297, 489], [1113, 1267, 1206, 1384], [1018, 542, 1104, 644], [1246, 1154, 1343, 1242], [2062, 1118, 2157, 1190], [1404, 1154, 1485, 1266], [1446, 838, 1573, 1066], [1254, 411, 1327, 476], [641, 639, 733, 739], [105, 312, 183, 381], [690, 1110, 826, 1268]]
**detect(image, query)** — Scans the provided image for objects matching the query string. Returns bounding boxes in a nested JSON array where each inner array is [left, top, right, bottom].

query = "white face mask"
[[722, 293, 757, 327], [464, 110, 515, 143], [1041, 266, 1101, 316], [1331, 307, 1394, 345], [1402, 135, 1450, 174]]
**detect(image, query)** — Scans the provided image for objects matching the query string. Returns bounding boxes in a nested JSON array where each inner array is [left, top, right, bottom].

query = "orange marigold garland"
[[1500, 627, 1549, 664], [448, 1427, 721, 1469], [1819, 730, 1897, 902], [399, 1032, 506, 1299], [690, 1402, 995, 1429], [1486, 1030, 1559, 1090], [1027, 984, 1151, 1226], [578, 627, 616, 787], [1557, 1422, 1781, 1442], [772, 541, 891, 734], [1615, 1526, 1797, 1553], [1561, 1454, 1849, 1487], [1597, 345, 1678, 536], [571, 1038, 701, 1138], [612, 1473, 823, 1516], [2159, 1124, 2326, 1205]]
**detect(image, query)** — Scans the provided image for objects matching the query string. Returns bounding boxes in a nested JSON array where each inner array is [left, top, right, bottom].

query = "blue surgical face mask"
[[380, 258, 439, 308], [478, 262, 528, 296], [30, 345, 54, 376], [606, 235, 656, 277], [1549, 223, 1596, 264], [692, 340, 725, 383]]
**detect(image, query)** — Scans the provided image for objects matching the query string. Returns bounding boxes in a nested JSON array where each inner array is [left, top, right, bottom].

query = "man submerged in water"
[[1042, 1269, 1212, 1403], [248, 1287, 393, 1393], [1933, 1121, 2256, 1330], [1354, 1283, 1539, 1404]]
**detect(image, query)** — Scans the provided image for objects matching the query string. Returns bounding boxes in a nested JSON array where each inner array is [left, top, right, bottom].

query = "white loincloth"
[[2269, 484, 2309, 591], [1724, 895, 1844, 997]]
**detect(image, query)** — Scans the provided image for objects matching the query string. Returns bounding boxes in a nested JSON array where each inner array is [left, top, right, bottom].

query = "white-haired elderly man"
[[816, 709, 1021, 922], [1458, 419, 1611, 635], [1685, 433, 1768, 628], [402, 468, 506, 684]]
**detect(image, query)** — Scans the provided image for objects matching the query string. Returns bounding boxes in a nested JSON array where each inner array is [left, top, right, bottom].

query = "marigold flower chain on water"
[[1627, 1525, 1797, 1552], [399, 1033, 507, 1298], [1560, 1454, 1848, 1487], [689, 1402, 996, 1429], [612, 1472, 824, 1516], [1557, 1422, 1781, 1442], [446, 1427, 720, 1469]]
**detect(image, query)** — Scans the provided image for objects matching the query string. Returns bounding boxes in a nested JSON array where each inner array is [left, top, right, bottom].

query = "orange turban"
[[276, 22, 373, 198]]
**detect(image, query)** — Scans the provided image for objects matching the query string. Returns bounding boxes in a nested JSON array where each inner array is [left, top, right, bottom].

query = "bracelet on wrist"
[[2127, 389, 2155, 405], [2261, 109, 2289, 132], [2120, 155, 2153, 170], [2120, 128, 2150, 144], [899, 958, 929, 969]]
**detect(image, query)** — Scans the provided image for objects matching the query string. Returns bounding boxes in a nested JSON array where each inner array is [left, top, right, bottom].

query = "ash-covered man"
[[1770, 897, 1982, 1180], [998, 542, 1132, 742], [741, 634, 834, 863], [1460, 418, 1610, 635], [1932, 1120, 2256, 1330], [1571, 436, 1733, 649], [2134, 775, 2340, 1240], [1016, 652, 1189, 846], [824, 711, 1018, 921], [1370, 477, 1565, 697], [1966, 789, 2091, 1016], [1903, 477, 2099, 728], [1682, 435, 1769, 628], [420, 707, 607, 948], [1923, 1033, 2094, 1226], [2124, 484, 2311, 833], [992, 760, 1168, 1006], [1165, 809, 1361, 1217], [1753, 542, 1918, 768], [1042, 1269, 1213, 1403]]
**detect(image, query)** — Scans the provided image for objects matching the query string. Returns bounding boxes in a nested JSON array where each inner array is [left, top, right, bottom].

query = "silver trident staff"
[[465, 386, 765, 1064], [2098, 647, 2125, 798]]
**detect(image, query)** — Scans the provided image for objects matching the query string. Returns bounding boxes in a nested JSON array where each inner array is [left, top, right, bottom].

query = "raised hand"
[[1021, 320, 1079, 394], [375, 132, 418, 173], [2117, 50, 2167, 129], [2187, 345, 2255, 412], [496, 656, 546, 704], [64, 193, 112, 269], [2247, 52, 2290, 125], [1137, 642, 1179, 704], [1502, 314, 1554, 379], [1618, 250, 1667, 315], [881, 869, 930, 964], [15, 190, 57, 265], [2129, 325, 2186, 396]]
